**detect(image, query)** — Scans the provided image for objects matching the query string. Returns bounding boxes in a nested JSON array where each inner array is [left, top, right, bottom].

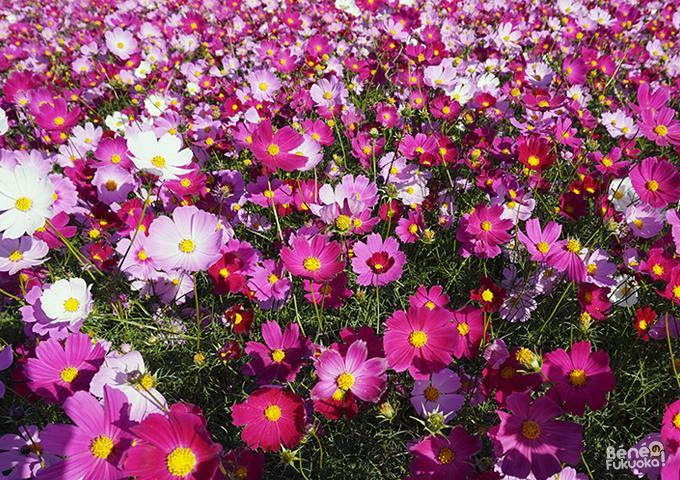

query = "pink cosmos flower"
[[222, 447, 265, 480], [542, 341, 615, 416], [629, 157, 680, 208], [451, 305, 488, 359], [231, 386, 305, 452], [33, 98, 80, 131], [0, 424, 61, 478], [250, 119, 306, 172], [384, 306, 459, 380], [408, 426, 482, 480], [638, 107, 680, 146], [517, 218, 562, 262], [662, 399, 680, 455], [247, 69, 281, 102], [488, 390, 584, 480], [241, 321, 311, 384], [37, 386, 134, 480], [280, 234, 345, 283], [463, 204, 513, 258], [351, 234, 406, 287], [123, 405, 222, 480], [105, 27, 138, 60], [303, 272, 352, 309], [23, 333, 106, 404], [145, 205, 222, 272], [313, 340, 387, 402], [411, 368, 464, 417], [0, 236, 49, 275], [92, 165, 137, 205], [626, 204, 664, 238], [396, 210, 425, 243], [545, 237, 586, 283], [409, 285, 449, 310]]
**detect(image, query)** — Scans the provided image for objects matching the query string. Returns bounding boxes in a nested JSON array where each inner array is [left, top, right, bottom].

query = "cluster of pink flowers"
[[0, 0, 678, 478]]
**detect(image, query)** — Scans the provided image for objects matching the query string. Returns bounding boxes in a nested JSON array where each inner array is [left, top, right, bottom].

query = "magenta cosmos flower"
[[23, 333, 106, 404], [662, 399, 680, 455], [241, 321, 311, 384], [123, 405, 222, 480], [542, 341, 615, 416], [351, 233, 406, 287], [250, 119, 306, 172], [384, 306, 459, 380], [145, 205, 222, 272], [629, 157, 680, 209], [37, 386, 134, 480], [488, 391, 584, 480], [408, 426, 482, 480], [232, 386, 305, 452], [517, 218, 562, 262], [280, 234, 345, 283], [311, 340, 388, 403]]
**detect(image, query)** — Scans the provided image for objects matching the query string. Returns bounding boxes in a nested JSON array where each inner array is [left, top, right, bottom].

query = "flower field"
[[0, 0, 679, 478]]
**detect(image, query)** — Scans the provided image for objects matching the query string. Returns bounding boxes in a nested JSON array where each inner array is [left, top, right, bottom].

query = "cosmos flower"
[[542, 341, 615, 416], [23, 333, 106, 404], [383, 306, 459, 380], [351, 234, 406, 287], [629, 156, 680, 208], [0, 165, 55, 239], [488, 390, 584, 480], [241, 321, 311, 384], [104, 27, 138, 60], [280, 234, 345, 283], [145, 205, 222, 272], [40, 277, 93, 326], [311, 340, 388, 403], [409, 427, 482, 480], [123, 405, 223, 480], [127, 132, 193, 181], [0, 236, 49, 275], [249, 119, 306, 172], [411, 368, 464, 418], [37, 387, 134, 480], [231, 386, 305, 452]]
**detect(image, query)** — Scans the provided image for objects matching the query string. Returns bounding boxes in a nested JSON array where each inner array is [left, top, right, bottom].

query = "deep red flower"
[[517, 135, 556, 171], [470, 277, 507, 312]]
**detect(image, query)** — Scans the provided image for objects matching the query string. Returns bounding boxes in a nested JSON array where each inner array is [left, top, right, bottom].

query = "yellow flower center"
[[362, 146, 371, 155], [181, 179, 191, 188], [179, 239, 194, 253], [60, 367, 78, 382], [587, 263, 598, 275], [424, 386, 440, 401], [527, 155, 540, 166], [15, 197, 33, 212], [138, 250, 148, 261], [673, 412, 680, 429], [602, 157, 612, 167], [652, 264, 664, 276], [267, 144, 280, 156], [438, 447, 454, 464], [63, 297, 80, 312], [303, 257, 321, 271], [500, 366, 515, 379], [424, 301, 435, 310], [654, 125, 668, 136], [481, 221, 492, 231], [117, 42, 124, 49], [569, 369, 587, 387], [515, 347, 535, 365], [408, 224, 419, 234], [457, 322, 470, 335], [614, 190, 624, 199], [271, 349, 285, 362], [8, 250, 23, 262], [633, 219, 644, 230], [136, 374, 154, 390], [566, 239, 580, 253], [106, 180, 117, 191], [337, 372, 354, 390], [219, 268, 230, 278], [235, 466, 248, 478], [259, 82, 268, 91], [646, 180, 659, 191], [268, 274, 278, 284], [90, 436, 114, 459], [536, 241, 550, 253], [673, 285, 680, 300], [166, 447, 196, 477], [54, 117, 65, 126], [336, 215, 351, 230], [409, 330, 427, 347], [481, 289, 494, 302], [151, 156, 166, 167], [111, 154, 121, 164], [522, 420, 541, 439], [264, 405, 281, 421]]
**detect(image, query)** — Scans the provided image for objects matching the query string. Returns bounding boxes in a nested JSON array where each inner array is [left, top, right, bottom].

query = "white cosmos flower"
[[0, 165, 55, 239], [0, 108, 8, 135], [41, 278, 93, 325], [127, 131, 193, 181]]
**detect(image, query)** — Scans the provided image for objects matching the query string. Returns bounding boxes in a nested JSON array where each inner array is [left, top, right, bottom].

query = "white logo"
[[606, 441, 665, 470]]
